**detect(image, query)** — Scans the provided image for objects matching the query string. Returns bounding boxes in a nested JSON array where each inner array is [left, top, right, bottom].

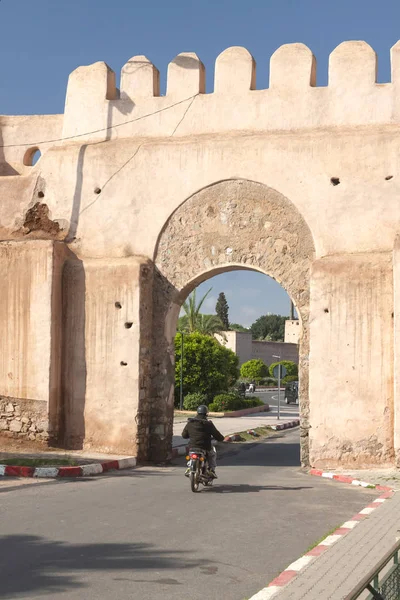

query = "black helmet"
[[197, 405, 209, 416]]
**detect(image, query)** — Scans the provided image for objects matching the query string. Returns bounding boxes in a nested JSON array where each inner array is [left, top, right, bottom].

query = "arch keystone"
[[329, 41, 377, 89], [214, 47, 256, 93], [270, 43, 316, 89], [121, 55, 160, 98], [167, 52, 205, 97]]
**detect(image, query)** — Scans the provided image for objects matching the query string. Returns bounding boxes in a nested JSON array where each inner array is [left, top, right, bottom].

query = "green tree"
[[175, 332, 239, 401], [178, 313, 225, 336], [268, 360, 298, 378], [240, 359, 269, 382], [250, 314, 287, 341], [230, 323, 250, 333], [215, 292, 230, 330]]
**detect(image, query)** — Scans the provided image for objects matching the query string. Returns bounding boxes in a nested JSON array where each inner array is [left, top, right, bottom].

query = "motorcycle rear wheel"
[[190, 471, 200, 492]]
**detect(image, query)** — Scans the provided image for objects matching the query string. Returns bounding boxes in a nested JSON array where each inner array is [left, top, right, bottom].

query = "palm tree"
[[181, 288, 212, 333], [179, 289, 226, 336], [197, 313, 226, 336]]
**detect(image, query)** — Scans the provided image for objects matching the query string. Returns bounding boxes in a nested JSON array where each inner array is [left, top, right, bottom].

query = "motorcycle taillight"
[[190, 454, 198, 459]]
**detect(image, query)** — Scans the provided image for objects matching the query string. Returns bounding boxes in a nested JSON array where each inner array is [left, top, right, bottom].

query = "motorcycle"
[[185, 447, 216, 492]]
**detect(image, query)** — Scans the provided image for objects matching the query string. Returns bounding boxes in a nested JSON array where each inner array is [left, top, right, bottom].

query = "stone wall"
[[0, 397, 49, 442]]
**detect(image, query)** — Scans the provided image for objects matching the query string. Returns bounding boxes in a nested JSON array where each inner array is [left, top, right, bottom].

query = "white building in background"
[[284, 319, 301, 344], [215, 330, 299, 367]]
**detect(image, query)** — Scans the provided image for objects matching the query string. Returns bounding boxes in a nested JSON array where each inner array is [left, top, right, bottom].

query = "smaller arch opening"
[[23, 148, 42, 167]]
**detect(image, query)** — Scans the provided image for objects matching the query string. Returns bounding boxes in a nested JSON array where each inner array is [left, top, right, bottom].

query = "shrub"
[[183, 392, 208, 411], [240, 359, 269, 383], [244, 397, 264, 408], [282, 375, 298, 385], [211, 394, 264, 412], [212, 393, 243, 412]]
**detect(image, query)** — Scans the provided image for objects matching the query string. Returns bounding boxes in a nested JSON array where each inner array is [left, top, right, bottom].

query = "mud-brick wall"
[[62, 255, 153, 457], [0, 240, 64, 443], [309, 253, 394, 468]]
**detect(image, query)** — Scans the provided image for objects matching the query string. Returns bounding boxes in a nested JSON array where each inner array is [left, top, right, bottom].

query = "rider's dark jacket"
[[181, 415, 225, 451]]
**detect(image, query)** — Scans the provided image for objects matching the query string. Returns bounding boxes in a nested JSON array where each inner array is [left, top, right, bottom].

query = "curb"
[[223, 420, 300, 442], [309, 469, 393, 492], [248, 472, 394, 599], [269, 419, 300, 432], [0, 457, 137, 479]]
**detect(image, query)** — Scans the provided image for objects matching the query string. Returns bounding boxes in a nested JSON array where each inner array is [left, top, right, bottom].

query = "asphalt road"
[[0, 429, 378, 600], [251, 389, 299, 418]]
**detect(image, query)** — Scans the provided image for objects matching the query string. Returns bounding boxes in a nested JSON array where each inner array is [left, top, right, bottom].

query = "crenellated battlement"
[[3, 41, 400, 170]]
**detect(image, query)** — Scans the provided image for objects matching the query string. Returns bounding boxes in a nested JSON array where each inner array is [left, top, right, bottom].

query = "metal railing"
[[345, 540, 400, 600]]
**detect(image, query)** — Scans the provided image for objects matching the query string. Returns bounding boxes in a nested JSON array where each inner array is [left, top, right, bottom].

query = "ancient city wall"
[[0, 42, 399, 466]]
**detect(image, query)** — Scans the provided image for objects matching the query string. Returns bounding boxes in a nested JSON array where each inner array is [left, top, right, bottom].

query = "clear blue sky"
[[1, 0, 399, 325]]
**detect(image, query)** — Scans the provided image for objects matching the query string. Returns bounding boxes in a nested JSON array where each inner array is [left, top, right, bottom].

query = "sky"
[[1, 0, 399, 325]]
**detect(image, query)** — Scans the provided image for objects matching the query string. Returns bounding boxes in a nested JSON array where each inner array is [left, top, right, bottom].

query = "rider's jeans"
[[207, 447, 217, 470]]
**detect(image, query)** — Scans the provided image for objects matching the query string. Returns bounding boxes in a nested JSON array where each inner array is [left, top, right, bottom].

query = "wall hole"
[[115, 302, 122, 309], [124, 322, 133, 329], [23, 148, 42, 167], [385, 175, 393, 181], [120, 361, 128, 366], [38, 191, 45, 198], [330, 177, 340, 186], [324, 308, 329, 313], [94, 187, 102, 194]]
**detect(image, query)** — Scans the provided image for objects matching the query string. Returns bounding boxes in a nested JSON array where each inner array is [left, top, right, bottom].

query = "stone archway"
[[150, 179, 315, 464]]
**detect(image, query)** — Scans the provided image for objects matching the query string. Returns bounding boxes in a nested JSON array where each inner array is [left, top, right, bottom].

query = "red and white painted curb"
[[268, 419, 300, 432], [248, 471, 394, 599], [223, 420, 300, 442], [0, 457, 137, 478]]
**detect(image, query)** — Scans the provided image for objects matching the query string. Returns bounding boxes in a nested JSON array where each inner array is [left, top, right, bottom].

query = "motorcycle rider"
[[181, 405, 225, 478]]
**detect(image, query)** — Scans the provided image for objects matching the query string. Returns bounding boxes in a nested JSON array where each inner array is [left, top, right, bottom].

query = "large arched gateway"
[[0, 42, 398, 468], [152, 179, 314, 464]]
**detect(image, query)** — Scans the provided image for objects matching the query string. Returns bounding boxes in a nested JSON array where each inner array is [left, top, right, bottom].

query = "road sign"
[[273, 364, 287, 379]]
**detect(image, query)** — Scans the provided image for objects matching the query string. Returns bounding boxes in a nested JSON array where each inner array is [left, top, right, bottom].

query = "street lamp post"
[[272, 354, 281, 420], [179, 331, 184, 411]]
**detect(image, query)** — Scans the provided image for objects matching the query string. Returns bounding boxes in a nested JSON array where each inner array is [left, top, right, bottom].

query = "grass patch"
[[0, 457, 79, 467], [230, 426, 276, 442], [306, 525, 341, 552]]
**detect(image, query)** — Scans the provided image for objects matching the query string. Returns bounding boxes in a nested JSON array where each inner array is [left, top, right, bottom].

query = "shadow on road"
[[203, 484, 312, 493], [0, 535, 210, 597], [217, 440, 301, 468]]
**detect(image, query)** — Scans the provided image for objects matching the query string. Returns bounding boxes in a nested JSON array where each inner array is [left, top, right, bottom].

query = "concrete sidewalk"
[[261, 490, 399, 600], [173, 410, 299, 448]]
